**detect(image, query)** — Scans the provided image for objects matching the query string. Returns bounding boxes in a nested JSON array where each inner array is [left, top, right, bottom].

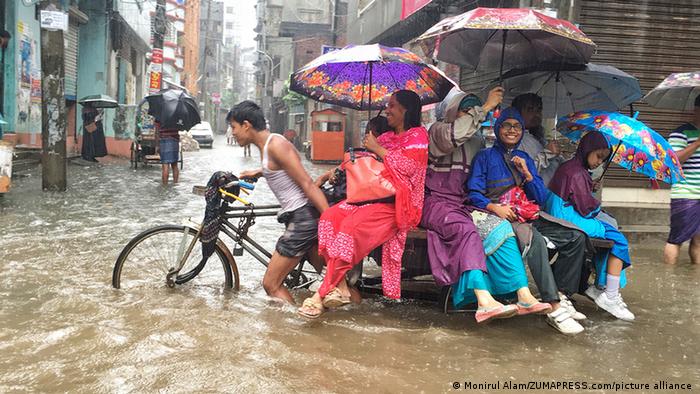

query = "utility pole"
[[200, 0, 213, 120], [40, 1, 67, 191], [149, 0, 166, 94]]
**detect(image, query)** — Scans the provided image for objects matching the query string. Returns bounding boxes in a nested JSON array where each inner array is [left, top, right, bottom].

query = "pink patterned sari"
[[317, 126, 428, 299]]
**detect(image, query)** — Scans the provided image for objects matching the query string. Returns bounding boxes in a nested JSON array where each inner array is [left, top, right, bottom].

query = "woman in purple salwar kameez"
[[421, 87, 550, 324]]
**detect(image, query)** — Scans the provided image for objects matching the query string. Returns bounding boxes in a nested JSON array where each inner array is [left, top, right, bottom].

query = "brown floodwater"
[[1, 137, 698, 393]]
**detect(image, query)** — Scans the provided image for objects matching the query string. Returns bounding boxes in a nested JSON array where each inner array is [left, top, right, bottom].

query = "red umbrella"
[[416, 7, 596, 80]]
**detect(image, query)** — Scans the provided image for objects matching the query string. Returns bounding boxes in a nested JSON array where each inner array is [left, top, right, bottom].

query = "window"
[[226, 22, 233, 29], [226, 7, 233, 14]]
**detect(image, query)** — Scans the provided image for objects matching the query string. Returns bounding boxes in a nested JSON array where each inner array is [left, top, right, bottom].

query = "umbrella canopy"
[[415, 7, 595, 78], [289, 44, 457, 111], [643, 71, 700, 111], [145, 89, 201, 131], [497, 63, 642, 117], [78, 94, 119, 108], [557, 111, 685, 184]]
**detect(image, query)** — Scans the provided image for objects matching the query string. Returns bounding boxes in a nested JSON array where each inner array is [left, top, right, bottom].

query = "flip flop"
[[322, 287, 351, 309], [475, 304, 518, 324], [298, 298, 324, 319], [516, 301, 553, 316]]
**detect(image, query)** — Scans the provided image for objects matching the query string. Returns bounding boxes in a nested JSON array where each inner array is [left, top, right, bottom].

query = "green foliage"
[[222, 89, 237, 109], [281, 78, 307, 108]]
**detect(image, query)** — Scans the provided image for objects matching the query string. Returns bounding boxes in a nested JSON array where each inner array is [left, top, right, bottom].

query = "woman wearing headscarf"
[[81, 104, 108, 162], [468, 107, 587, 334], [422, 87, 549, 323], [546, 131, 635, 321], [298, 90, 428, 319]]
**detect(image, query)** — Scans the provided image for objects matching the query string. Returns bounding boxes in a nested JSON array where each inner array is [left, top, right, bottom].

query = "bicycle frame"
[[168, 189, 319, 290]]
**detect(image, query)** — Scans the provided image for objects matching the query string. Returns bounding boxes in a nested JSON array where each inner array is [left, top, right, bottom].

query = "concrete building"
[[1, 0, 151, 158], [160, 0, 186, 87], [199, 0, 224, 130], [255, 0, 347, 141]]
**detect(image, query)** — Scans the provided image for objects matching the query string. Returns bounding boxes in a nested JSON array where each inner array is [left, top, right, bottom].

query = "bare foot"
[[348, 286, 362, 304]]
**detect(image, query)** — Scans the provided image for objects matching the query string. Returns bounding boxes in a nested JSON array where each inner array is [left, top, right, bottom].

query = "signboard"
[[148, 49, 164, 94], [151, 48, 163, 64], [40, 11, 69, 31], [322, 45, 341, 55], [211, 92, 221, 105], [401, 0, 432, 20]]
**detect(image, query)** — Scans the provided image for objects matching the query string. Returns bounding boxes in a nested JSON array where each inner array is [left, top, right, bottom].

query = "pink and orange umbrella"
[[416, 7, 596, 79]]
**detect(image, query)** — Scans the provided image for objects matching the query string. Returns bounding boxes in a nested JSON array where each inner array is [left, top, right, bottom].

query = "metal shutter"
[[576, 0, 700, 188], [64, 21, 80, 100]]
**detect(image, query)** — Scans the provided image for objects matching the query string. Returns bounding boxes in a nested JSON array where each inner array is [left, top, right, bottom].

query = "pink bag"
[[343, 149, 396, 204], [499, 186, 540, 223]]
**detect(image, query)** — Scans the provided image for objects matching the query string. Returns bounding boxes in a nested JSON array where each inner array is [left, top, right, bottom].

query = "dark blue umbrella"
[[496, 63, 642, 117]]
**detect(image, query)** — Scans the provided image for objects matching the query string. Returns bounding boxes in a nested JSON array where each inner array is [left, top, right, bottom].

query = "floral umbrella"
[[643, 71, 700, 111], [289, 44, 456, 111], [557, 111, 685, 184], [415, 7, 595, 79]]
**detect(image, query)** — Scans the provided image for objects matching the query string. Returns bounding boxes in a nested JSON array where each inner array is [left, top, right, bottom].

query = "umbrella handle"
[[598, 140, 623, 181], [498, 30, 508, 84]]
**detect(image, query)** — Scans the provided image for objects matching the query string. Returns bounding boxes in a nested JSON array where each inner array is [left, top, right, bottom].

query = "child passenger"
[[545, 131, 635, 321]]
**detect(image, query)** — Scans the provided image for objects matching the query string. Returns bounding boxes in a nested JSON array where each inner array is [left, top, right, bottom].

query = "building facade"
[[1, 0, 151, 158], [255, 0, 347, 143]]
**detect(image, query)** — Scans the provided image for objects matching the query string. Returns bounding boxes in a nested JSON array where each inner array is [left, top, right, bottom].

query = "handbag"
[[343, 148, 396, 204], [498, 186, 540, 223], [85, 122, 97, 133]]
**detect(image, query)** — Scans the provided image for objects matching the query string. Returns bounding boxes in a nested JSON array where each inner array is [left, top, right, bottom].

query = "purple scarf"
[[549, 131, 609, 216]]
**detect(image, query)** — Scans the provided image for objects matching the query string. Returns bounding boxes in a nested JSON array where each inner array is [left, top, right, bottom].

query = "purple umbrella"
[[289, 44, 456, 111]]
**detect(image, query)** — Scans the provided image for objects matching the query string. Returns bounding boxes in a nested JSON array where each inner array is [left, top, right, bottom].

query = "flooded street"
[[1, 136, 698, 393]]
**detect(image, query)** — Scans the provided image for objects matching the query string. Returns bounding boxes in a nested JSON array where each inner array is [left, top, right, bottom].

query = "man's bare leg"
[[690, 235, 700, 264], [664, 242, 681, 265], [161, 164, 169, 185], [305, 244, 324, 274], [262, 252, 303, 304], [171, 163, 179, 183]]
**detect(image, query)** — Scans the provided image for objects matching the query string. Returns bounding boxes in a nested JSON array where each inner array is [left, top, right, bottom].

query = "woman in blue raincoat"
[[468, 107, 587, 334]]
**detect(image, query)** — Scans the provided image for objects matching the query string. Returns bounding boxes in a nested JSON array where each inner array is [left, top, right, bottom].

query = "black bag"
[[322, 168, 346, 205]]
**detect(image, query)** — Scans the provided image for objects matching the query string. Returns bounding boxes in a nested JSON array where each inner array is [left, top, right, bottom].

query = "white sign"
[[40, 11, 69, 31]]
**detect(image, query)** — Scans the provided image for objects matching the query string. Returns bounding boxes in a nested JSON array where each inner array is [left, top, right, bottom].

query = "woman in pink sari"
[[298, 90, 429, 318]]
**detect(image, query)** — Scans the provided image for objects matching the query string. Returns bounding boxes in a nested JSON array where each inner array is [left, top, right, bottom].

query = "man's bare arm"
[[675, 139, 700, 164]]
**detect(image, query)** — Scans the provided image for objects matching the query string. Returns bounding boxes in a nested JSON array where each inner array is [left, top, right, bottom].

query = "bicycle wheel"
[[112, 225, 239, 291]]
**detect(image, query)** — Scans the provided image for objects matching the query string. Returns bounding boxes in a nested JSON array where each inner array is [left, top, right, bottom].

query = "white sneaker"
[[559, 293, 586, 321], [594, 292, 635, 321], [584, 286, 603, 302], [546, 307, 584, 335]]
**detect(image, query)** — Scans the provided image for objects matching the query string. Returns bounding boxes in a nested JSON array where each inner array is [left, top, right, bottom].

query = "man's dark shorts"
[[276, 204, 320, 257]]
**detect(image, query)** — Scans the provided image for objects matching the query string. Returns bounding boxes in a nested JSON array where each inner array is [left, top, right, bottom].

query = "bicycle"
[[112, 179, 321, 292]]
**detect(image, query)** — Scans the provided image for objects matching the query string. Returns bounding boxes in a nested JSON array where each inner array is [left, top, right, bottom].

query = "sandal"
[[298, 298, 324, 319], [516, 301, 552, 316], [475, 304, 518, 324], [322, 287, 351, 309]]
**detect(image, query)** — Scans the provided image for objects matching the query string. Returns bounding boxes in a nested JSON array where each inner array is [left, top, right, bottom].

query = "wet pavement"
[[1, 135, 698, 393]]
